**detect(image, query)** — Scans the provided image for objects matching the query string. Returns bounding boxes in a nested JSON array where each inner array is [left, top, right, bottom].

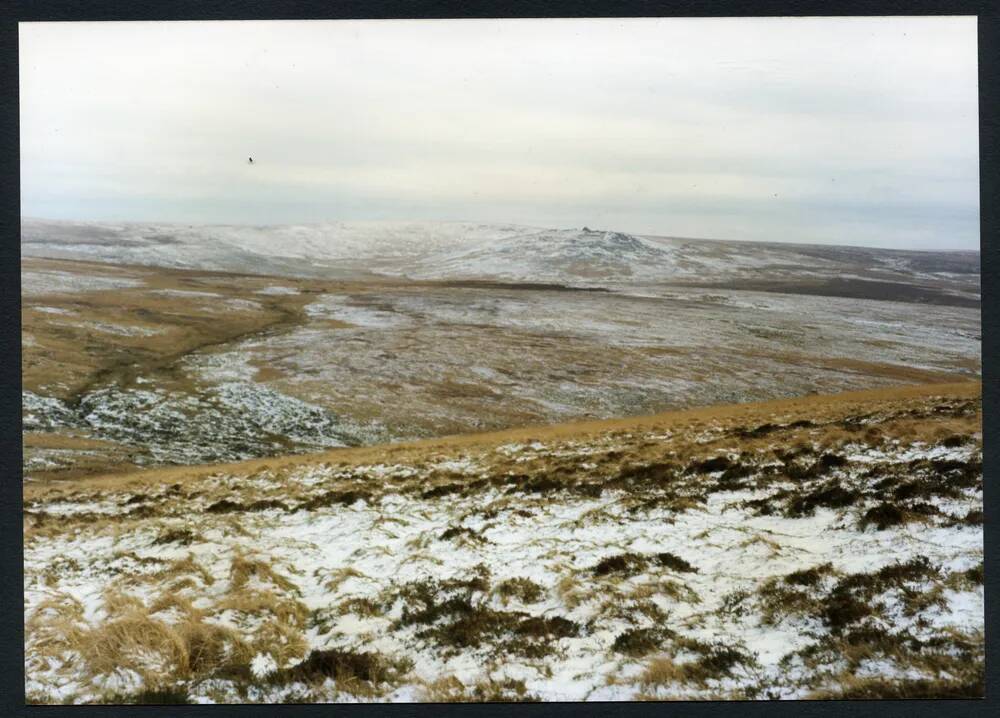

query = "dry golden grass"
[[806, 672, 984, 700], [21, 256, 371, 402], [25, 593, 87, 663], [22, 381, 983, 703], [147, 554, 215, 589], [24, 379, 980, 507], [555, 573, 589, 610], [228, 555, 298, 594], [322, 567, 369, 593], [78, 611, 188, 683], [639, 656, 689, 688], [419, 675, 539, 702], [28, 552, 317, 697]]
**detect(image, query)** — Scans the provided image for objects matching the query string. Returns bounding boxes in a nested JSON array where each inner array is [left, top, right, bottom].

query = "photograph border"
[[0, 1, 995, 716]]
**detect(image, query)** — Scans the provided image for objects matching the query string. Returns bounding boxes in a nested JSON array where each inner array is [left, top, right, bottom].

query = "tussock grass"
[[23, 382, 983, 703], [808, 676, 983, 700], [274, 647, 411, 692], [637, 641, 757, 689], [25, 593, 87, 664], [495, 577, 545, 606], [78, 611, 189, 684], [420, 675, 540, 702]]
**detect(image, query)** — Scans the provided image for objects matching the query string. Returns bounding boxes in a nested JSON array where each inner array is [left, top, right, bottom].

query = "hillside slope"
[[24, 382, 983, 703], [22, 219, 980, 302]]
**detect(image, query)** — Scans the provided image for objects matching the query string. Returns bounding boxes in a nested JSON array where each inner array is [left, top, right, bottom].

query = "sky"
[[19, 17, 979, 250]]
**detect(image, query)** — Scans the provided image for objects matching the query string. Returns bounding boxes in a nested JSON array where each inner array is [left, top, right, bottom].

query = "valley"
[[21, 221, 980, 481]]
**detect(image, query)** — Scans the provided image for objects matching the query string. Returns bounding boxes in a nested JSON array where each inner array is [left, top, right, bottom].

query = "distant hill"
[[21, 218, 979, 305]]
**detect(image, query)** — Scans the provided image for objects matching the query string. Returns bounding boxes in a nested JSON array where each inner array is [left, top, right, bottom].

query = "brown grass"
[[22, 380, 982, 702], [420, 675, 540, 702], [23, 380, 981, 504]]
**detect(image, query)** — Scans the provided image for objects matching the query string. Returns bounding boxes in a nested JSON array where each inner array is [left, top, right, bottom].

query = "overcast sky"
[[20, 17, 979, 249]]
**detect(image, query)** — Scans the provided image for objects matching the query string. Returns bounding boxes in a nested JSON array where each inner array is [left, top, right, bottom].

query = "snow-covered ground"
[[21, 276, 980, 477], [23, 389, 984, 703], [21, 218, 980, 295], [22, 268, 146, 296]]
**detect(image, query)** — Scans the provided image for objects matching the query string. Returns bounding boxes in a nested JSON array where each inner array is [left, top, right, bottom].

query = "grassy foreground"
[[24, 381, 983, 703]]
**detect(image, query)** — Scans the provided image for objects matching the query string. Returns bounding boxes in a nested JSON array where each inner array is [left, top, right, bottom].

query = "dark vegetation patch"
[[733, 419, 814, 440], [949, 509, 984, 526], [110, 686, 192, 704], [593, 553, 646, 577], [152, 528, 200, 546], [783, 461, 823, 481], [439, 526, 484, 543], [718, 589, 752, 618], [756, 582, 823, 626], [592, 551, 696, 578], [963, 562, 984, 584], [818, 453, 848, 469], [786, 622, 984, 700], [205, 499, 242, 514], [612, 627, 676, 656], [438, 279, 610, 293], [814, 676, 984, 700], [612, 462, 678, 488], [944, 562, 983, 590], [773, 445, 815, 463], [673, 638, 758, 684], [687, 456, 732, 474], [205, 497, 290, 514], [437, 677, 540, 702], [735, 423, 779, 439], [785, 481, 860, 517], [274, 648, 409, 686], [928, 400, 979, 418], [26, 508, 113, 526], [706, 456, 769, 492], [125, 504, 157, 519], [740, 491, 792, 517], [389, 567, 578, 656], [698, 277, 983, 309], [469, 678, 539, 702], [655, 552, 697, 573], [822, 557, 941, 632], [421, 478, 488, 499], [515, 616, 578, 640], [756, 557, 945, 634], [904, 457, 982, 490], [940, 434, 973, 448], [508, 475, 564, 494], [297, 489, 371, 511], [495, 577, 545, 604], [496, 469, 607, 498], [890, 478, 960, 502], [839, 414, 875, 432], [337, 597, 381, 617], [785, 563, 834, 587], [245, 499, 290, 512], [859, 503, 909, 530]]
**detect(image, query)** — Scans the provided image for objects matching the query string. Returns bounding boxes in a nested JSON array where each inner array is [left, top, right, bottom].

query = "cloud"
[[19, 17, 979, 249]]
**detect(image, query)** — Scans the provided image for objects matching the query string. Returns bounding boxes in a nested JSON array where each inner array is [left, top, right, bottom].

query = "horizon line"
[[19, 215, 981, 255]]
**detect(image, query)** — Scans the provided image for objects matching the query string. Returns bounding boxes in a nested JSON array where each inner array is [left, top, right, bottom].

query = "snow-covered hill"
[[398, 227, 681, 282], [21, 218, 980, 292], [20, 219, 533, 279]]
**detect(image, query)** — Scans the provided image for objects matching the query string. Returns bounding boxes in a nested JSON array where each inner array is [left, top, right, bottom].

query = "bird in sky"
[[248, 156, 254, 165]]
